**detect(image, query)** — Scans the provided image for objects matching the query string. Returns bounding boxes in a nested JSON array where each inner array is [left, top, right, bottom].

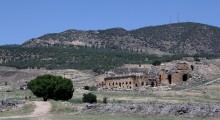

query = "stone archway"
[[119, 83, 121, 87], [182, 74, 188, 81], [168, 74, 172, 84], [141, 81, 144, 86], [151, 82, 155, 87]]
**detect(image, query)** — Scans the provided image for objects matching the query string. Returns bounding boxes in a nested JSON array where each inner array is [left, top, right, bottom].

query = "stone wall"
[[105, 77, 134, 90], [100, 75, 149, 90], [177, 63, 189, 70], [159, 70, 168, 85], [158, 63, 192, 86]]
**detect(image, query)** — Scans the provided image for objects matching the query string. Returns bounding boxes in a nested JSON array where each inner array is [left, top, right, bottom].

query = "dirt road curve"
[[0, 101, 51, 120]]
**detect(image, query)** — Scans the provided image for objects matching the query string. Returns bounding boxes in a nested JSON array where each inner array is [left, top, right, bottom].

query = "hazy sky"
[[0, 0, 219, 45]]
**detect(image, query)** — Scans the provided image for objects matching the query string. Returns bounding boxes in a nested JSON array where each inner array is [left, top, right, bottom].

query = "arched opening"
[[191, 65, 194, 71], [129, 81, 132, 84], [182, 74, 188, 81], [116, 82, 118, 85], [130, 86, 132, 89], [168, 74, 172, 84], [141, 81, 144, 86], [119, 83, 121, 87], [135, 84, 138, 87], [126, 82, 128, 85], [113, 82, 114, 85], [151, 82, 155, 87]]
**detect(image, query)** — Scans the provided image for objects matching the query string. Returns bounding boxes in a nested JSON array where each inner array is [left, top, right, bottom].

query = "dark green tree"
[[27, 74, 74, 101]]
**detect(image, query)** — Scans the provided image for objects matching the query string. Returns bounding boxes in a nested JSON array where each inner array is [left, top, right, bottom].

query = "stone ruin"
[[97, 61, 195, 91]]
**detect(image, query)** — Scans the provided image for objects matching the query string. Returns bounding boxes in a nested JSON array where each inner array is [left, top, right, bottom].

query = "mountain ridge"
[[22, 22, 220, 55]]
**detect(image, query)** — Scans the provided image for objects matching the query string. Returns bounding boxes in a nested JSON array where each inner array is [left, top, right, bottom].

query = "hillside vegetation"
[[1, 45, 219, 73], [22, 22, 220, 55], [0, 46, 156, 73]]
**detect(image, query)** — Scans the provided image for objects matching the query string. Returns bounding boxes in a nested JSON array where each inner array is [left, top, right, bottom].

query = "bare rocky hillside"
[[22, 22, 220, 55]]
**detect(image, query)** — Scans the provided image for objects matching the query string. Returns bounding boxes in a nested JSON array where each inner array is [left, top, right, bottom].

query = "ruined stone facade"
[[158, 63, 192, 86], [97, 62, 193, 91], [98, 74, 149, 90]]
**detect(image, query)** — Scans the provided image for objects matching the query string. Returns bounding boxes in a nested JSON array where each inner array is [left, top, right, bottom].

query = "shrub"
[[82, 93, 97, 103], [84, 86, 90, 90], [89, 86, 98, 91], [152, 60, 161, 66], [27, 74, 74, 101], [83, 86, 98, 91], [194, 57, 200, 62], [103, 97, 108, 104]]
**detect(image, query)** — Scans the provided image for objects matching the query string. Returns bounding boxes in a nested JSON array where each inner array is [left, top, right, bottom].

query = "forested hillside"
[[0, 46, 154, 73]]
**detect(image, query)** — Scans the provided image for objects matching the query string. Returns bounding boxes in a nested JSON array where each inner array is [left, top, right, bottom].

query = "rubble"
[[0, 99, 25, 112], [83, 103, 220, 117]]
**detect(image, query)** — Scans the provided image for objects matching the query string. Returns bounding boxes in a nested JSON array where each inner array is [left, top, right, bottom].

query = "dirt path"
[[31, 101, 51, 117], [0, 101, 51, 120]]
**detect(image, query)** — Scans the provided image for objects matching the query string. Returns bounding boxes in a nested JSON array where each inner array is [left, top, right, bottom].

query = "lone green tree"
[[27, 74, 74, 101]]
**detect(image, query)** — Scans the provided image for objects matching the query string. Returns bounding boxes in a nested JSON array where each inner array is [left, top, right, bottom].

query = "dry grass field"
[[1, 79, 220, 120], [1, 59, 220, 119]]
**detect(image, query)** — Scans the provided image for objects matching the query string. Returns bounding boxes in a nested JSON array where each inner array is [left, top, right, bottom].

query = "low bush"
[[152, 60, 161, 66], [82, 93, 97, 103], [84, 86, 90, 90], [103, 97, 108, 104], [83, 86, 98, 91]]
